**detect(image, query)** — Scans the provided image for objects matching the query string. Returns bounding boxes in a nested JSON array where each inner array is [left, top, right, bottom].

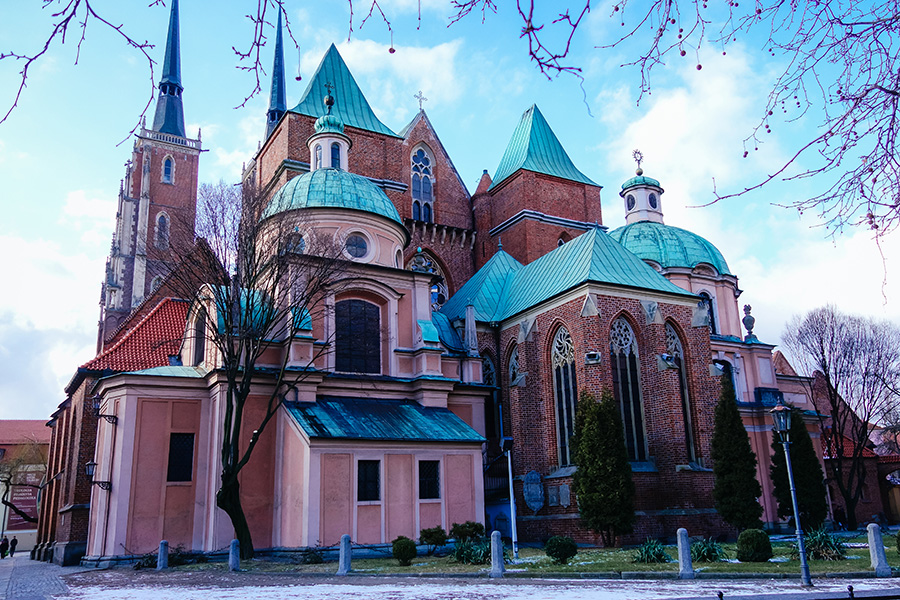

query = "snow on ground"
[[61, 579, 900, 600]]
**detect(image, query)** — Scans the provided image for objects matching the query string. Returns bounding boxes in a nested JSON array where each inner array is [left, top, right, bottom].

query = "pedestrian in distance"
[[0, 537, 8, 559], [9, 537, 17, 557]]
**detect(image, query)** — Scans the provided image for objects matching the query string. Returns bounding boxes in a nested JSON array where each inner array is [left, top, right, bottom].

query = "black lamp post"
[[770, 403, 811, 586]]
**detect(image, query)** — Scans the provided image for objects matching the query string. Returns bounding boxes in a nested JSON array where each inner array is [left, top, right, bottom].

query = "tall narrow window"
[[411, 147, 434, 223], [482, 356, 500, 439], [155, 213, 170, 250], [167, 433, 195, 482], [357, 460, 380, 501], [666, 323, 697, 463], [508, 345, 520, 385], [192, 307, 207, 367], [162, 158, 173, 183], [610, 317, 646, 461], [331, 142, 341, 168], [552, 327, 578, 467], [335, 299, 381, 373], [418, 460, 440, 499], [699, 292, 717, 334], [314, 144, 322, 170]]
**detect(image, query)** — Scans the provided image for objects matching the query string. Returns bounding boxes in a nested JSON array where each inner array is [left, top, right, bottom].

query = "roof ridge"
[[83, 298, 184, 370]]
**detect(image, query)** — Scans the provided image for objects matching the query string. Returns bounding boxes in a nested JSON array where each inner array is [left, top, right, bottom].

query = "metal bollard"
[[228, 539, 240, 571], [489, 530, 505, 578], [677, 528, 694, 579], [156, 540, 168, 570], [337, 534, 351, 575]]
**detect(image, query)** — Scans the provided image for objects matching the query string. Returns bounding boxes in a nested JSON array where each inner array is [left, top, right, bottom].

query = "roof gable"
[[290, 44, 398, 138], [490, 105, 597, 190]]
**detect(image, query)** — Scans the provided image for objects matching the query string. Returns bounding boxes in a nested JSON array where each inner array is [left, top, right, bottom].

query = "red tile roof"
[[0, 420, 51, 445], [82, 298, 189, 372], [824, 433, 878, 459]]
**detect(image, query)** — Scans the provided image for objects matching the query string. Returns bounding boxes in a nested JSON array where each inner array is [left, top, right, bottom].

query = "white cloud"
[[61, 189, 117, 246]]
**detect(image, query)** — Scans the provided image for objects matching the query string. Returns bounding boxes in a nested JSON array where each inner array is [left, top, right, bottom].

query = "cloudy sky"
[[0, 1, 897, 420]]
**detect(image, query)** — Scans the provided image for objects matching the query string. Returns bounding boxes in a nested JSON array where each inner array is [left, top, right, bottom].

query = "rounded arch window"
[[334, 299, 381, 373], [155, 212, 170, 250], [330, 142, 341, 169], [610, 317, 646, 461], [407, 250, 449, 311], [345, 233, 368, 258], [411, 147, 434, 223], [648, 192, 659, 209], [285, 232, 306, 254], [551, 327, 577, 467], [314, 144, 323, 170], [162, 157, 173, 183], [626, 194, 636, 211]]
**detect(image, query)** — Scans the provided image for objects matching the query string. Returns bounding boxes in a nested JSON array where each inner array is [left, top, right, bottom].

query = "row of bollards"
[[153, 523, 894, 580]]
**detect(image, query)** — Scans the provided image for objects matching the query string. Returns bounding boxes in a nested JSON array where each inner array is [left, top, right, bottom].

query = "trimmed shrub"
[[450, 538, 493, 565], [691, 537, 727, 562], [392, 536, 418, 566], [545, 536, 578, 565], [801, 527, 845, 561], [632, 538, 671, 563], [420, 526, 448, 556], [736, 529, 773, 562], [450, 521, 485, 543]]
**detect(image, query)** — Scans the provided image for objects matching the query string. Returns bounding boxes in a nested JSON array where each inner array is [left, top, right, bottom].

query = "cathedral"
[[36, 0, 829, 565]]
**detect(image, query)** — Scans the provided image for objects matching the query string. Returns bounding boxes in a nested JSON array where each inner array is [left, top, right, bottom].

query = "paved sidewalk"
[[0, 556, 88, 600]]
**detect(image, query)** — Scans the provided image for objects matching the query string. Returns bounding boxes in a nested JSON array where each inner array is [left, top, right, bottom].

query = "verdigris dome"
[[609, 221, 731, 276], [621, 173, 661, 191], [314, 113, 345, 135], [262, 168, 402, 225]]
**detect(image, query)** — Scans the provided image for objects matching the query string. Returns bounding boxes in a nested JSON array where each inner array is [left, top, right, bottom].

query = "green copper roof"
[[291, 44, 399, 137], [431, 311, 465, 353], [285, 397, 484, 443], [440, 250, 523, 323], [621, 174, 661, 191], [608, 221, 732, 276], [489, 105, 597, 190], [314, 113, 345, 134], [262, 168, 403, 225], [441, 229, 694, 323], [160, 0, 182, 87]]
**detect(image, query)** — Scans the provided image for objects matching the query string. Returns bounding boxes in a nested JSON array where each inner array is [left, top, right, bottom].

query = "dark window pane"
[[358, 460, 380, 501], [335, 300, 381, 373], [423, 177, 432, 202], [423, 202, 432, 223], [193, 308, 206, 367], [419, 460, 440, 499], [167, 433, 194, 482], [413, 201, 421, 221], [412, 174, 421, 199], [331, 142, 341, 168]]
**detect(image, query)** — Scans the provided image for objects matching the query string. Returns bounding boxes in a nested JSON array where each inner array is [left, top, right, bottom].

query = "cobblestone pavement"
[[0, 556, 90, 600]]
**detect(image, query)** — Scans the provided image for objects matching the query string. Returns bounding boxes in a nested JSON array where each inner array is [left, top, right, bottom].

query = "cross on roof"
[[324, 82, 334, 93], [414, 90, 428, 111]]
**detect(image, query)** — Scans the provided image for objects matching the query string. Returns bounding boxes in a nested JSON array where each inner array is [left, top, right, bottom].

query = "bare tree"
[[166, 181, 347, 558], [782, 305, 900, 530], [0, 441, 48, 527]]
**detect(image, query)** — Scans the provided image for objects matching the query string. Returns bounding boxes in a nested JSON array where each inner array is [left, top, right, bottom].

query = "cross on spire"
[[414, 90, 428, 111], [324, 82, 335, 93]]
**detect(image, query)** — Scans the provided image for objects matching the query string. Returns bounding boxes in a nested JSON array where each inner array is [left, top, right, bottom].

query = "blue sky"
[[0, 0, 897, 420]]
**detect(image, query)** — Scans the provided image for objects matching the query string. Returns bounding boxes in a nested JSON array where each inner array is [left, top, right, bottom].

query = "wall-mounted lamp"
[[90, 394, 118, 425], [84, 461, 112, 491]]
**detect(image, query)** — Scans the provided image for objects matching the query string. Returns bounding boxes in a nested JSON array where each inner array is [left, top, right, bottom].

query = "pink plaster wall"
[[448, 403, 473, 429], [279, 423, 306, 547], [357, 504, 382, 544], [419, 502, 441, 530], [445, 454, 475, 527], [321, 453, 352, 545], [238, 396, 276, 549], [386, 454, 414, 540]]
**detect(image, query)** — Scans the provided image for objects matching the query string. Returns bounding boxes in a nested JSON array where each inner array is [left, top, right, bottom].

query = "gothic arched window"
[[162, 157, 173, 183], [314, 144, 323, 170], [482, 356, 496, 387], [508, 345, 520, 386], [699, 292, 717, 334], [155, 213, 170, 250], [610, 317, 646, 461], [407, 251, 449, 311], [666, 323, 697, 463], [192, 307, 207, 367], [411, 147, 434, 223], [552, 327, 578, 467], [331, 142, 341, 168], [482, 355, 500, 439], [335, 299, 381, 373]]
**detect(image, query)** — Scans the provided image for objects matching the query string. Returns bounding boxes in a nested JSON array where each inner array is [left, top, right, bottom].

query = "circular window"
[[649, 193, 658, 209], [626, 194, 636, 211], [345, 234, 368, 258]]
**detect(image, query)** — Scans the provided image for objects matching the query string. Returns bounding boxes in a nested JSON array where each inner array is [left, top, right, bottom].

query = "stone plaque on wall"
[[523, 470, 544, 514], [559, 483, 571, 508], [547, 485, 559, 507]]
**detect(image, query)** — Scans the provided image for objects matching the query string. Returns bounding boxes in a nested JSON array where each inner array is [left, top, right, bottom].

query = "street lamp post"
[[770, 403, 812, 587]]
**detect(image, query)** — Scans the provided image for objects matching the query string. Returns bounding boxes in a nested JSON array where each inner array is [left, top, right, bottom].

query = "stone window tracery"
[[552, 327, 578, 467], [508, 345, 520, 385], [666, 322, 697, 463], [699, 292, 717, 334], [407, 251, 448, 311], [482, 355, 496, 386], [155, 212, 170, 250], [610, 317, 646, 461], [411, 147, 434, 223]]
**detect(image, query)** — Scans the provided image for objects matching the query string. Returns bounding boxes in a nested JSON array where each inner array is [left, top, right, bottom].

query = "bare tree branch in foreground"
[[782, 305, 900, 530]]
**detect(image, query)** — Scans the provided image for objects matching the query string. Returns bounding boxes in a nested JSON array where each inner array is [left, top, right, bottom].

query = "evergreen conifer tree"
[[711, 371, 763, 530], [770, 406, 828, 528], [572, 390, 635, 546]]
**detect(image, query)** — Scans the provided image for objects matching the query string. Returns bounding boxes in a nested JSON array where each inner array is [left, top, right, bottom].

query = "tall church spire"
[[266, 7, 287, 139], [151, 0, 186, 138]]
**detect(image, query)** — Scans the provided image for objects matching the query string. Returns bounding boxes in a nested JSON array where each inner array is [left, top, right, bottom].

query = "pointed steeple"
[[489, 105, 596, 190], [291, 44, 398, 137], [265, 8, 287, 139], [151, 0, 186, 138]]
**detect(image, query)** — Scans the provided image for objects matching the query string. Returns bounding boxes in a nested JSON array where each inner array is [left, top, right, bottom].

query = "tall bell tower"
[[98, 0, 201, 351]]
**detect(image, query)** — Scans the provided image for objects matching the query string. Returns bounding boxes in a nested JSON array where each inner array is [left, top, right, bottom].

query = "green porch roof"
[[285, 397, 484, 443], [441, 228, 695, 323], [489, 105, 597, 190], [290, 44, 399, 138]]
